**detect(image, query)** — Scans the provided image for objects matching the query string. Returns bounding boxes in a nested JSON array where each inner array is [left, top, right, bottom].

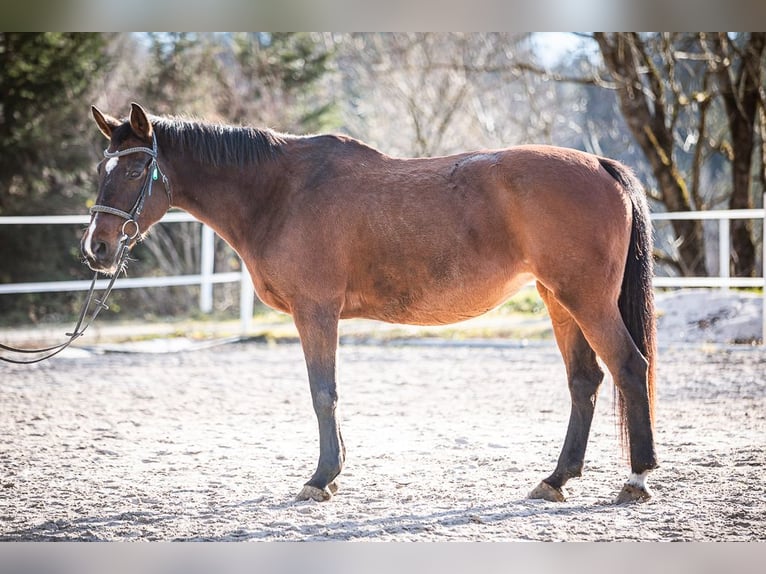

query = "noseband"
[[90, 135, 171, 239]]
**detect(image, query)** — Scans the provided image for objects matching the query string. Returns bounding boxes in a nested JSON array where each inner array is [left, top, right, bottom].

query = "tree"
[[592, 33, 765, 277], [223, 32, 336, 132], [332, 33, 563, 157], [707, 33, 765, 276], [0, 33, 111, 323], [0, 33, 111, 214], [593, 33, 708, 276], [134, 32, 226, 118]]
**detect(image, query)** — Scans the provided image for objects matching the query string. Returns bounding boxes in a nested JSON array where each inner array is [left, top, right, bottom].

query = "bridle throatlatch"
[[0, 137, 170, 364]]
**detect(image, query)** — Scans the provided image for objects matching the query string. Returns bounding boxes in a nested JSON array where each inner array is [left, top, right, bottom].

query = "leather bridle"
[[0, 137, 171, 363], [90, 134, 171, 238]]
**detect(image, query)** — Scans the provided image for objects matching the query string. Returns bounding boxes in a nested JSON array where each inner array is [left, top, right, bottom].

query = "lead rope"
[[1, 137, 169, 364], [0, 234, 133, 364]]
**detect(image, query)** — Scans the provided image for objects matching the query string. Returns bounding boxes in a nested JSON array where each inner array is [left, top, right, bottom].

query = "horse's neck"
[[167, 158, 271, 251]]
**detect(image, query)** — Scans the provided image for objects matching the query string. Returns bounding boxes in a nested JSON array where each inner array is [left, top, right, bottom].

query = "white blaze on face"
[[105, 156, 119, 175], [87, 158, 118, 258], [83, 216, 99, 258]]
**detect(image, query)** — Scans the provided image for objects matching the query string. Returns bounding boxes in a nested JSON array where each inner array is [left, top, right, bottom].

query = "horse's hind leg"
[[292, 303, 345, 502], [548, 290, 657, 503], [528, 284, 604, 502], [575, 313, 657, 503]]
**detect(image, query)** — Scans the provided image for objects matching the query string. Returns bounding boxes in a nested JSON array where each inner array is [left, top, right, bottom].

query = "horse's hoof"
[[527, 481, 566, 502], [296, 483, 335, 502], [614, 482, 652, 504]]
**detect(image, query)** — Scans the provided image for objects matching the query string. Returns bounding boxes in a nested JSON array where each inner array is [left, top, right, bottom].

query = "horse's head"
[[82, 102, 171, 274]]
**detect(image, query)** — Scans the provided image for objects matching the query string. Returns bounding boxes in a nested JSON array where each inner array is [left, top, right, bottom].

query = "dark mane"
[[151, 116, 287, 167]]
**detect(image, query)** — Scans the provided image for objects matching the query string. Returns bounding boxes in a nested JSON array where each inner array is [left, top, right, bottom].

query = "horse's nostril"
[[94, 241, 108, 259]]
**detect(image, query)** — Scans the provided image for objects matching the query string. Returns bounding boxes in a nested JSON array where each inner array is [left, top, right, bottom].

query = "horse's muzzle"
[[81, 232, 119, 274]]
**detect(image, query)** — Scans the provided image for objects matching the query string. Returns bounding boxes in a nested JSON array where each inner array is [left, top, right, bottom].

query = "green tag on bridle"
[[152, 167, 159, 181]]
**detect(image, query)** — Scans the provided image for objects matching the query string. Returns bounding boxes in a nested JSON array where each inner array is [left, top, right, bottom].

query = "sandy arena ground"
[[1, 331, 764, 541]]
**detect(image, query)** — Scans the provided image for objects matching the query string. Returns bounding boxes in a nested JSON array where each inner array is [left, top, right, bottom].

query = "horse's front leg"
[[293, 304, 345, 502]]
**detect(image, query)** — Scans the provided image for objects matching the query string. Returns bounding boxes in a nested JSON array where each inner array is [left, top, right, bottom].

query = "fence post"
[[719, 218, 730, 292], [199, 224, 215, 313], [240, 260, 254, 334]]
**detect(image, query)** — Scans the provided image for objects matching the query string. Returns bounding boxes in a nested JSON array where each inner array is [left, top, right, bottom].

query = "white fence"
[[0, 211, 256, 333], [1, 207, 765, 338]]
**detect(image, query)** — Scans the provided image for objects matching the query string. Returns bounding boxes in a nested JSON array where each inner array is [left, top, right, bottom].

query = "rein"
[[0, 138, 170, 364], [0, 241, 130, 364]]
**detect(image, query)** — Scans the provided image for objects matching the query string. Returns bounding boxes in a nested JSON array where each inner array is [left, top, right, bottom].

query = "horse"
[[83, 102, 657, 504]]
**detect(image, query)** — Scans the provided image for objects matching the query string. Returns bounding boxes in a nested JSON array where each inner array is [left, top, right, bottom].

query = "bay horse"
[[83, 103, 657, 504]]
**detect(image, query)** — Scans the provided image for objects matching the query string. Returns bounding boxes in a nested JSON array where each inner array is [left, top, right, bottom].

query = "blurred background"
[[0, 32, 764, 331]]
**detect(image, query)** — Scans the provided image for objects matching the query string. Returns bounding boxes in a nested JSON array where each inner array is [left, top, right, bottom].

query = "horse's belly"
[[341, 271, 534, 326]]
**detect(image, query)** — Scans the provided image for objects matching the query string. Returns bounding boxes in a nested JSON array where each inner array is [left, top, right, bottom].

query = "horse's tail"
[[599, 157, 656, 443]]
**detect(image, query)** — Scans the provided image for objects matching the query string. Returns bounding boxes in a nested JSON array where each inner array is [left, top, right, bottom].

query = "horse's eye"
[[128, 170, 142, 179]]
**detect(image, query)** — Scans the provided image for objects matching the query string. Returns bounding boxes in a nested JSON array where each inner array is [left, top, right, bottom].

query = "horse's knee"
[[311, 387, 338, 416]]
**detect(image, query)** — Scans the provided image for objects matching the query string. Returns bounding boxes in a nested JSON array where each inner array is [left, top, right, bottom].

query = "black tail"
[[599, 158, 657, 439]]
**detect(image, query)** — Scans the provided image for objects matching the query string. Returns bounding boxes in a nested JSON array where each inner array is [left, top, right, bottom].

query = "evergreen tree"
[[0, 33, 111, 323], [0, 33, 111, 214]]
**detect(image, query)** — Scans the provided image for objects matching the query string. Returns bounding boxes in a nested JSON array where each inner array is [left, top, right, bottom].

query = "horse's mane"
[[151, 115, 287, 168]]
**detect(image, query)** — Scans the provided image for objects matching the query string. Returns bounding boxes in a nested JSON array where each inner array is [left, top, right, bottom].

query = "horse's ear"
[[91, 106, 119, 140], [129, 102, 153, 141]]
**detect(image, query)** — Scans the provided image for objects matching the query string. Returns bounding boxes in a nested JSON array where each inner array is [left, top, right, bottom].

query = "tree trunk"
[[712, 33, 765, 277], [595, 33, 708, 276]]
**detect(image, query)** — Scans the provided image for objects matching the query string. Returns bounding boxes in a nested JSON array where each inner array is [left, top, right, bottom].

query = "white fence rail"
[[0, 211, 256, 333], [1, 207, 764, 338]]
